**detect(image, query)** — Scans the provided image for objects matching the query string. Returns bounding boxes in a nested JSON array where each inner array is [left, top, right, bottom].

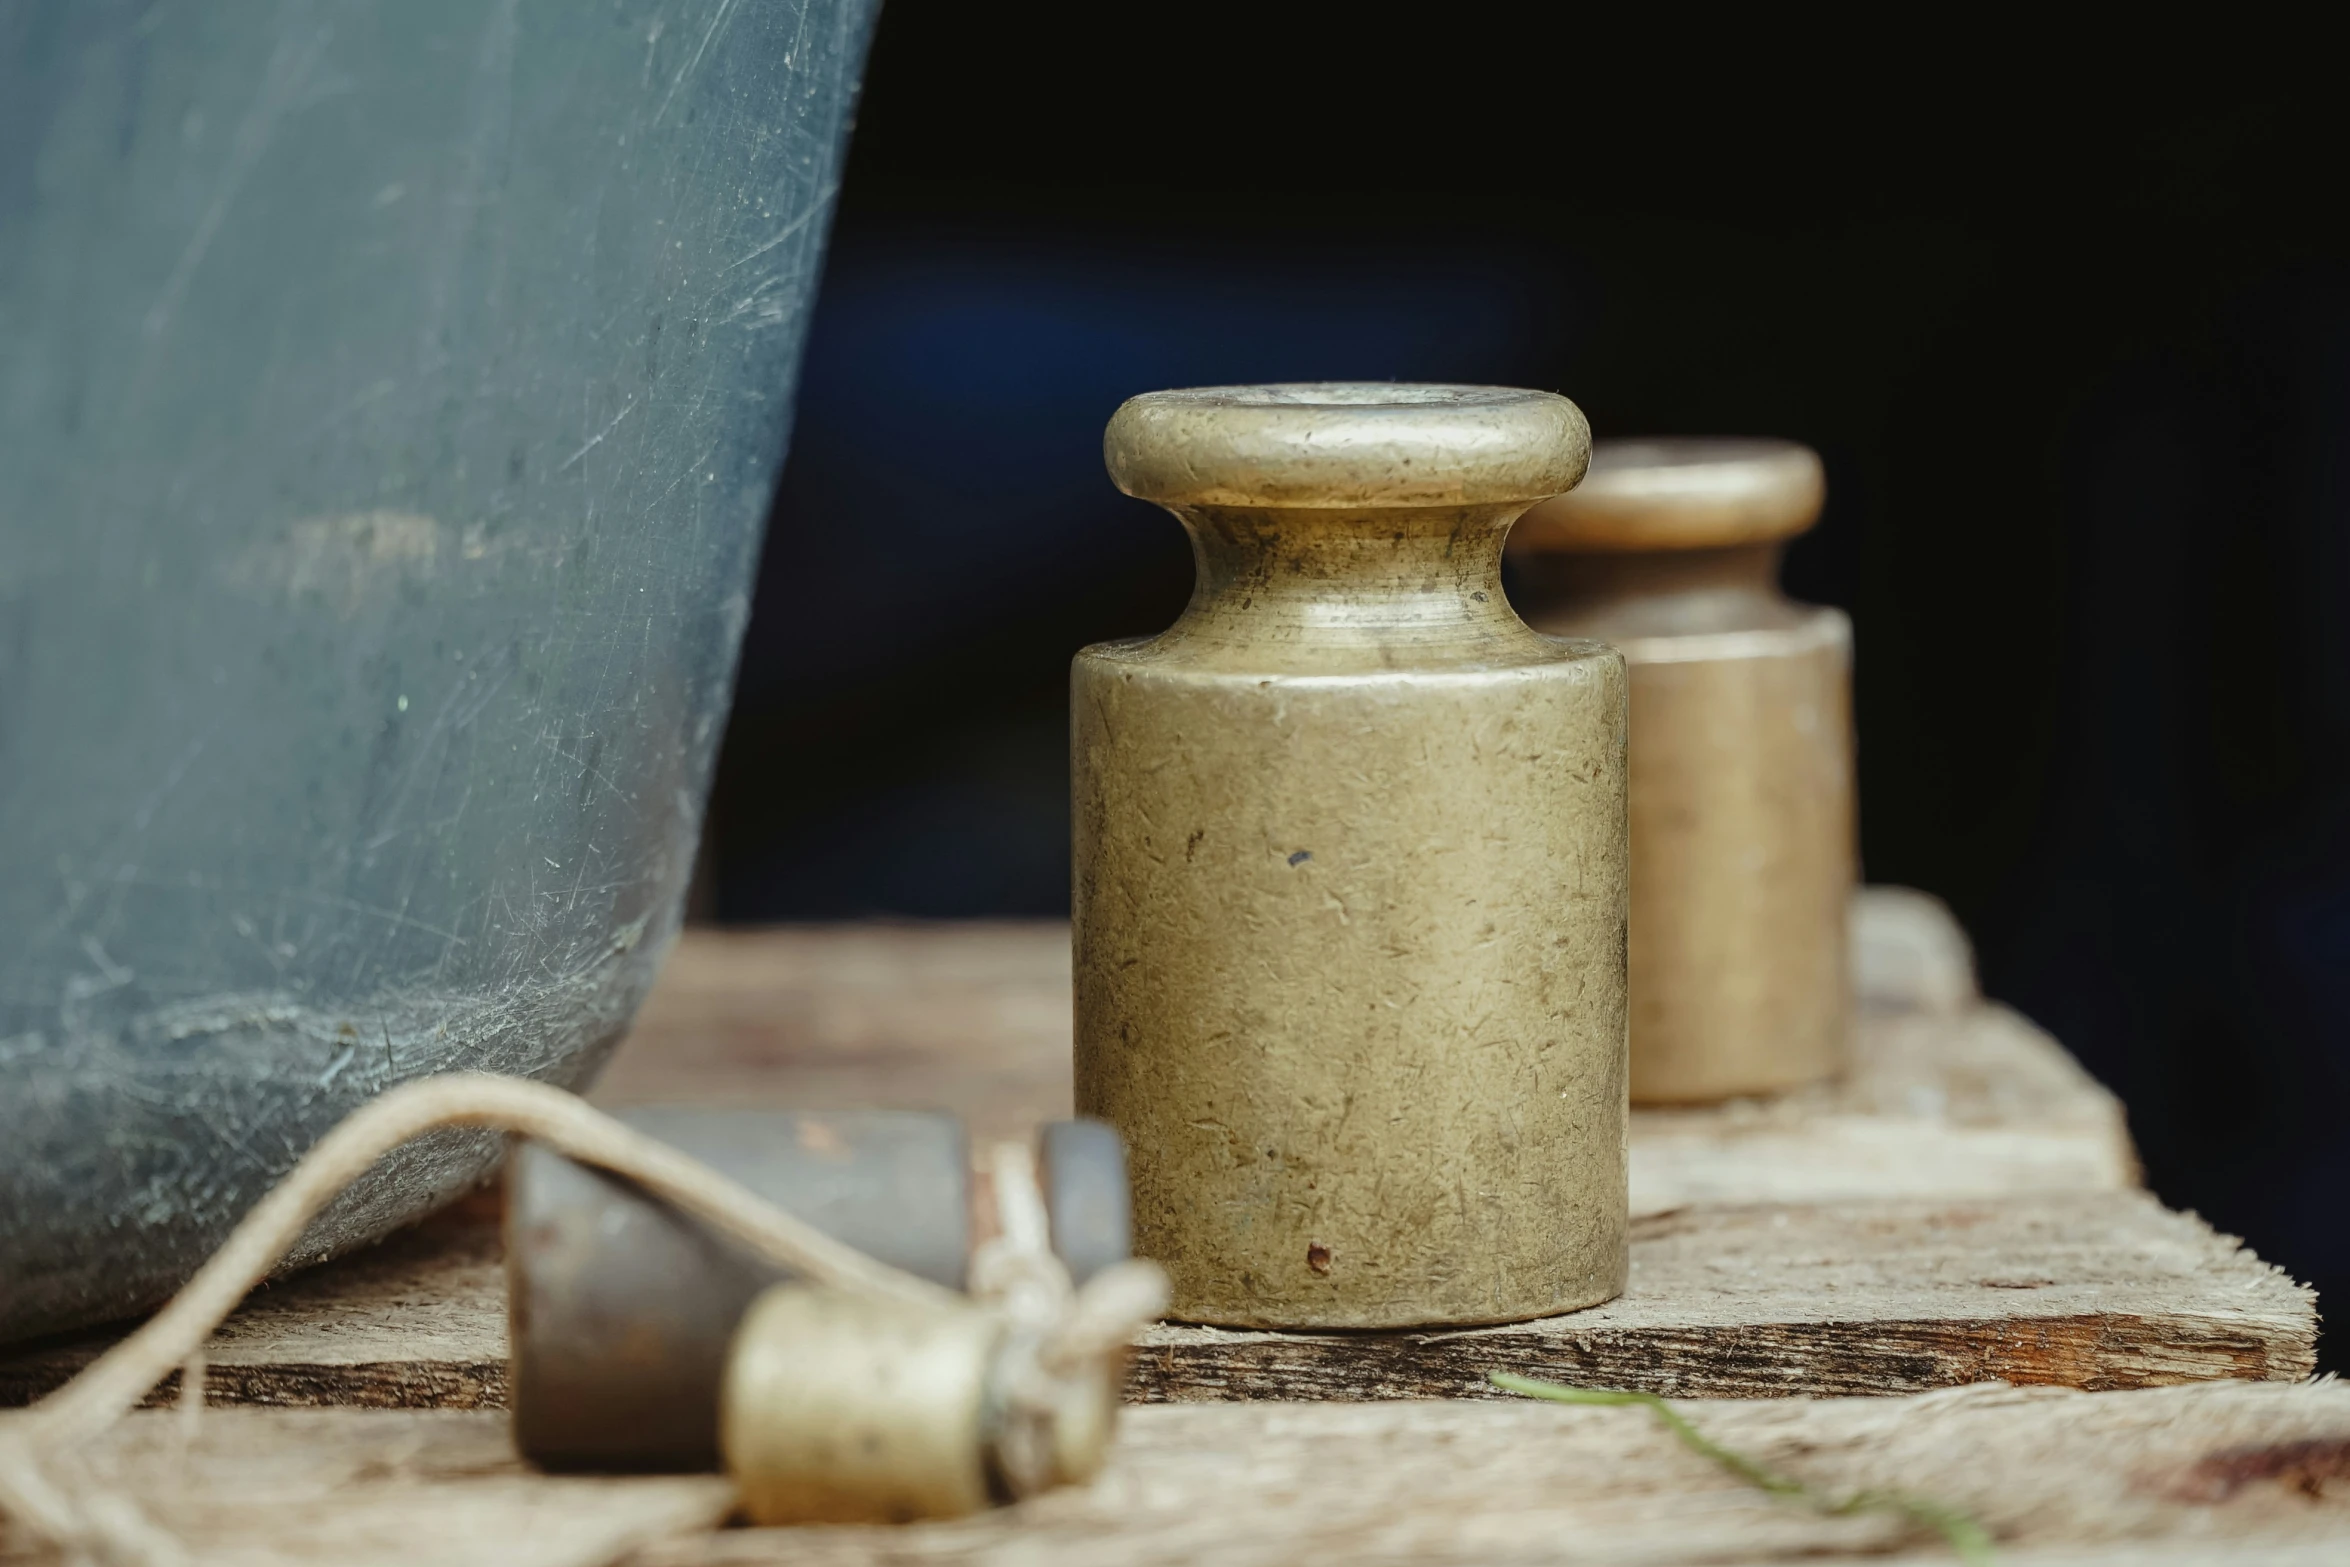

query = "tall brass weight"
[[1511, 439, 1854, 1103], [1074, 385, 1628, 1330]]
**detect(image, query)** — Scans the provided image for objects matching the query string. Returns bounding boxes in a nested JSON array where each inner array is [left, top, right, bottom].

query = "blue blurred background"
[[706, 11, 2345, 1357], [716, 228, 1574, 915]]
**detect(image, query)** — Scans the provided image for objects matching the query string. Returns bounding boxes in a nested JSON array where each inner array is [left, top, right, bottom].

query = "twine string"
[[966, 1140, 1170, 1498], [0, 1074, 1167, 1564]]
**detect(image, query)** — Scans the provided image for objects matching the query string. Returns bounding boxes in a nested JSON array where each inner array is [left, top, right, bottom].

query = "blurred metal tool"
[[508, 1108, 1130, 1471]]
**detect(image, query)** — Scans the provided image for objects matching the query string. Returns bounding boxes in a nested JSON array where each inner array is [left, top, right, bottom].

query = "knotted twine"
[[0, 1074, 1169, 1566]]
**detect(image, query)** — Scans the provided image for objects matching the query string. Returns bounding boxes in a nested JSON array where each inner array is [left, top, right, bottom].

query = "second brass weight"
[[1073, 384, 1629, 1331], [1511, 438, 1855, 1103]]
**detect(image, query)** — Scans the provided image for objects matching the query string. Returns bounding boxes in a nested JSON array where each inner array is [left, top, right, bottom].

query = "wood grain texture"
[[0, 1408, 732, 1567], [595, 921, 2137, 1212], [22, 1381, 2350, 1567], [0, 919, 2178, 1409], [624, 1380, 2350, 1566], [0, 1202, 508, 1410], [3, 1192, 2308, 1410], [1129, 1191, 2313, 1401], [592, 924, 1076, 1147], [15, 1384, 2350, 1567], [1632, 1001, 2140, 1211]]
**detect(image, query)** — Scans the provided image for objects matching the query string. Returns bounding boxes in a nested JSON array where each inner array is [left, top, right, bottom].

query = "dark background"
[[706, 10, 2346, 1357]]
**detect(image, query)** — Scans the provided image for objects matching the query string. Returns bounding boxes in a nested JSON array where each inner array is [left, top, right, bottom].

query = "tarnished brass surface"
[[722, 1284, 1002, 1524], [508, 1110, 1130, 1473], [1074, 384, 1628, 1331], [1513, 438, 1853, 1104]]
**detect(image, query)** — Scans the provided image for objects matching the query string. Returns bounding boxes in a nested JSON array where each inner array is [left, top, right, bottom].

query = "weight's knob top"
[[1513, 437, 1824, 554], [1105, 383, 1590, 510]]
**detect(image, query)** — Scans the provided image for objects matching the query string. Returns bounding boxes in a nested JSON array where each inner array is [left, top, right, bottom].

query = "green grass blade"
[[1487, 1371, 1994, 1565]]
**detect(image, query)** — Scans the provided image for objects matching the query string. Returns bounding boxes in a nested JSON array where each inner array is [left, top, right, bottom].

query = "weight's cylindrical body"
[[1074, 385, 1628, 1330], [1511, 439, 1854, 1104]]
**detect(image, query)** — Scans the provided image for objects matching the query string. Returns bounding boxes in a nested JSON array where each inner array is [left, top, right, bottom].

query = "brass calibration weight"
[[1074, 384, 1628, 1330], [1510, 438, 1854, 1103]]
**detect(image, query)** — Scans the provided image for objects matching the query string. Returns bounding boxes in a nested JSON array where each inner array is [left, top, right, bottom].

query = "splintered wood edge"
[[1123, 1197, 2317, 1402], [14, 1312, 2306, 1413], [1123, 1310, 2314, 1403], [0, 1356, 511, 1413], [2, 1198, 2313, 1411]]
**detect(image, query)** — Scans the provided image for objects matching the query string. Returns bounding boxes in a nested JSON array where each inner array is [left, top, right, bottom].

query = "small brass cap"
[[1105, 383, 1590, 510], [1512, 437, 1824, 554]]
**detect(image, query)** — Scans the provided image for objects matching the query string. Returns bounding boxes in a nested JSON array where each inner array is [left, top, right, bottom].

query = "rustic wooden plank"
[[1, 908, 2182, 1411], [595, 918, 2139, 1211], [625, 1379, 2350, 1565], [0, 1408, 732, 1567], [16, 1383, 2350, 1567], [1129, 1191, 2312, 1401], [0, 1201, 509, 1410], [1631, 1002, 2139, 1210], [593, 923, 1076, 1148], [1851, 882, 1979, 1013], [4, 1191, 2309, 1409]]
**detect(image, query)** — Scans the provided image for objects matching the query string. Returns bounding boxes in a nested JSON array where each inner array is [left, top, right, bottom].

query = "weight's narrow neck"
[[1151, 503, 1554, 670], [1512, 542, 1806, 638]]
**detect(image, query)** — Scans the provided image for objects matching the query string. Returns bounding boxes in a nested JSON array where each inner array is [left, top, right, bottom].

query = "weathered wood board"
[[12, 1381, 2350, 1566], [1133, 1190, 2312, 1400], [1, 1190, 2310, 1409], [0, 1199, 513, 1411], [0, 1406, 732, 1567], [1631, 1002, 2139, 1210], [0, 907, 2324, 1565], [593, 919, 2140, 1211], [592, 923, 1079, 1147], [2, 913, 2276, 1410], [629, 1380, 2350, 1566]]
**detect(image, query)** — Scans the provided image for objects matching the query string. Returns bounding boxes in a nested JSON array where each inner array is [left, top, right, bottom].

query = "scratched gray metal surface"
[[0, 0, 880, 1341]]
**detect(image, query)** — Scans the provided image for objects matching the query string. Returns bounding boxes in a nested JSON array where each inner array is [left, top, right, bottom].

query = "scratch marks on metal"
[[145, 23, 333, 342], [0, 0, 883, 1343], [558, 398, 640, 473], [725, 192, 837, 272], [652, 0, 743, 127]]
